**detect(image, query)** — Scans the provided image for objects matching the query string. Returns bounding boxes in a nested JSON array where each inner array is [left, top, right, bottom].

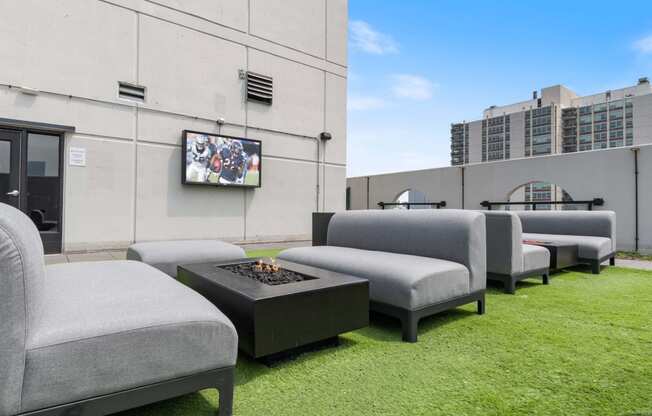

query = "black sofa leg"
[[542, 273, 549, 285], [477, 295, 486, 315], [591, 260, 601, 275], [609, 257, 616, 266], [217, 373, 234, 416], [504, 278, 516, 294], [401, 313, 418, 343]]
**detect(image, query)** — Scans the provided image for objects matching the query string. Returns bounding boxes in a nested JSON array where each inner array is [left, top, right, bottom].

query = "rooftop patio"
[[115, 256, 652, 416]]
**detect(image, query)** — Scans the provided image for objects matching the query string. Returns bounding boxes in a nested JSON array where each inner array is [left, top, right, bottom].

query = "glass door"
[[26, 132, 63, 254], [0, 128, 64, 253]]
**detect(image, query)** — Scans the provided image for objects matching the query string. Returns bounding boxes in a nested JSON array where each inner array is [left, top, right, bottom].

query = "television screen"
[[182, 130, 261, 188]]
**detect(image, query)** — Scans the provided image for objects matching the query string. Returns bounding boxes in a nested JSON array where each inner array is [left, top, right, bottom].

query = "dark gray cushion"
[[278, 246, 470, 310], [326, 209, 486, 293], [522, 244, 550, 272], [127, 240, 246, 277], [516, 211, 616, 253], [0, 202, 45, 416], [21, 260, 238, 413], [522, 233, 613, 260]]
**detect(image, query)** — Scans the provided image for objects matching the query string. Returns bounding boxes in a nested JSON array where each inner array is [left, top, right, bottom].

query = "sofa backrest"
[[0, 203, 45, 415], [515, 211, 616, 251], [327, 209, 486, 292], [482, 211, 524, 276]]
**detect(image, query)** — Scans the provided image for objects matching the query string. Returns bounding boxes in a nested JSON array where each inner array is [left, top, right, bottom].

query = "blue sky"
[[346, 0, 652, 177]]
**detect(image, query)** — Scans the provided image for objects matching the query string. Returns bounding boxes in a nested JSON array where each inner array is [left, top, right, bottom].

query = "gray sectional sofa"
[[483, 211, 550, 294], [0, 203, 237, 416], [279, 209, 486, 342], [515, 210, 616, 274]]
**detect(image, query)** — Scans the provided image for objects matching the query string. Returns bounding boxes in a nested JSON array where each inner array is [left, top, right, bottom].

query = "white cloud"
[[391, 74, 437, 101], [348, 95, 387, 111], [349, 20, 398, 55], [633, 34, 652, 54]]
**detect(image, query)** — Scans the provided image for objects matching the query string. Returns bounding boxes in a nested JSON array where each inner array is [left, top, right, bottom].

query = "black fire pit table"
[[177, 258, 369, 363]]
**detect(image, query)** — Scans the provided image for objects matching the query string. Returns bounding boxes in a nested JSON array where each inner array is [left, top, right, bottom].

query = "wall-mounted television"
[[182, 130, 262, 188]]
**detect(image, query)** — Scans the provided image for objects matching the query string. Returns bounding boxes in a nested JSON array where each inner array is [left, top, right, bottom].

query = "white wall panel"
[[139, 15, 246, 123], [248, 129, 318, 163], [245, 158, 316, 240], [0, 87, 136, 140], [326, 0, 348, 66], [324, 73, 347, 164], [0, 0, 136, 102], [135, 143, 245, 242], [247, 50, 325, 138], [250, 0, 326, 57], [323, 165, 346, 212], [64, 136, 134, 251], [137, 108, 244, 146], [150, 0, 248, 32]]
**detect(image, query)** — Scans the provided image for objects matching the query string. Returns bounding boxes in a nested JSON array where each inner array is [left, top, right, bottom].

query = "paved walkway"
[[612, 258, 652, 271], [44, 240, 310, 265]]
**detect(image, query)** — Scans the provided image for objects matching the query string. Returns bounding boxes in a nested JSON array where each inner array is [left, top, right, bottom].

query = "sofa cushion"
[[517, 211, 616, 252], [127, 240, 246, 277], [21, 260, 237, 413], [522, 233, 613, 260], [278, 246, 470, 310], [326, 209, 486, 293], [522, 244, 550, 273], [0, 203, 46, 415]]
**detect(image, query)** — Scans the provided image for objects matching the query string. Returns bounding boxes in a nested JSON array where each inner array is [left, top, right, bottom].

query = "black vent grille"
[[118, 82, 146, 102], [246, 72, 273, 105]]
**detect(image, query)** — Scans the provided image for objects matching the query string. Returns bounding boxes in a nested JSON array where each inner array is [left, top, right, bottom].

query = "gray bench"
[[279, 209, 486, 342], [0, 202, 237, 416], [483, 211, 550, 294], [127, 240, 246, 277], [515, 211, 616, 274]]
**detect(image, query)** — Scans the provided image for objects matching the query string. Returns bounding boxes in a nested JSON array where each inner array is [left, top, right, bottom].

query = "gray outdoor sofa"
[[515, 210, 616, 274], [483, 211, 550, 294], [278, 209, 486, 342], [127, 239, 246, 277], [0, 202, 237, 416]]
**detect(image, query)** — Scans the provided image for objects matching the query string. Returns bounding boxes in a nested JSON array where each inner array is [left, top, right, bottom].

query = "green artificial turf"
[[120, 259, 652, 416]]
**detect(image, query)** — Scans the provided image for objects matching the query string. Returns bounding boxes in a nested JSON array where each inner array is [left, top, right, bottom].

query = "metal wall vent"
[[246, 71, 273, 105], [118, 82, 146, 102]]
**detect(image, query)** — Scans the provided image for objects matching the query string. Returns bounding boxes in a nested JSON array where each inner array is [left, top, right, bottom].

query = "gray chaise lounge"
[[127, 239, 246, 277], [0, 203, 237, 416], [483, 211, 550, 294], [515, 210, 616, 274], [279, 209, 486, 342]]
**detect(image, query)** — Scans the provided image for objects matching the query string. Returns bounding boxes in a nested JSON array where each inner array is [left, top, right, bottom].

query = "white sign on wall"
[[69, 147, 87, 167]]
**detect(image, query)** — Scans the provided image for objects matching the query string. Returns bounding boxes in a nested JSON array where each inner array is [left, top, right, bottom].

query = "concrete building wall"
[[0, 0, 347, 251], [468, 120, 483, 163], [633, 93, 652, 145], [509, 112, 526, 158], [348, 144, 651, 252]]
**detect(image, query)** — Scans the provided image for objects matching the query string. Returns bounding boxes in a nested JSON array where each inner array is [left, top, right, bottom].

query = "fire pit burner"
[[219, 260, 317, 285]]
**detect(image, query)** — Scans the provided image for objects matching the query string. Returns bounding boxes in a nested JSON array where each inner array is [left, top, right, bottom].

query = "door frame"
[[0, 123, 68, 253], [0, 128, 22, 210]]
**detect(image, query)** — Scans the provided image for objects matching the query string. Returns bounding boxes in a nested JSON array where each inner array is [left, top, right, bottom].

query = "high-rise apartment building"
[[451, 78, 652, 166]]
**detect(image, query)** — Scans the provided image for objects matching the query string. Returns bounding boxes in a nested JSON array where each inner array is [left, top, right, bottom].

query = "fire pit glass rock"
[[219, 259, 317, 285]]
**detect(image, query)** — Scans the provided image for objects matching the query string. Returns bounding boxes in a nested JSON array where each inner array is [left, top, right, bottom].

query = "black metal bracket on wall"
[[480, 198, 604, 211], [377, 201, 447, 210]]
